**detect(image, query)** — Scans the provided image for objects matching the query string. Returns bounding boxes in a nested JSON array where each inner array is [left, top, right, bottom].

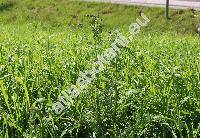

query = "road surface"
[[84, 0, 200, 10]]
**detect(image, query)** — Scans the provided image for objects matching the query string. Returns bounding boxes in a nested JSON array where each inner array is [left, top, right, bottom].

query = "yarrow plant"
[[52, 13, 150, 115]]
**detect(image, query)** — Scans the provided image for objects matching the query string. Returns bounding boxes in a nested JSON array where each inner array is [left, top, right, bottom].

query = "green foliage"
[[87, 14, 103, 44], [0, 0, 199, 35], [0, 0, 200, 137]]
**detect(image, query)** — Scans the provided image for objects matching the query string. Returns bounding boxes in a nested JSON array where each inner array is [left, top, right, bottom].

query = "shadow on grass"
[[0, 1, 14, 12]]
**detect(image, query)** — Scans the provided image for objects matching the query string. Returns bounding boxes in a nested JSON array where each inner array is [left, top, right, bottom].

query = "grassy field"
[[0, 0, 200, 137]]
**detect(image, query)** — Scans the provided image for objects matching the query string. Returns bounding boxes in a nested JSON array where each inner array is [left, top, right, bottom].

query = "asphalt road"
[[84, 0, 200, 10]]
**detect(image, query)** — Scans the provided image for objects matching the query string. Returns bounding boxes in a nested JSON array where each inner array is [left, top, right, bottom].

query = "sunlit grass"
[[0, 23, 199, 137], [0, 0, 200, 137]]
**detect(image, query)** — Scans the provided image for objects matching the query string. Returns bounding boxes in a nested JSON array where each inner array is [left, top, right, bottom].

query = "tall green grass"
[[0, 21, 199, 137], [0, 0, 200, 137]]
